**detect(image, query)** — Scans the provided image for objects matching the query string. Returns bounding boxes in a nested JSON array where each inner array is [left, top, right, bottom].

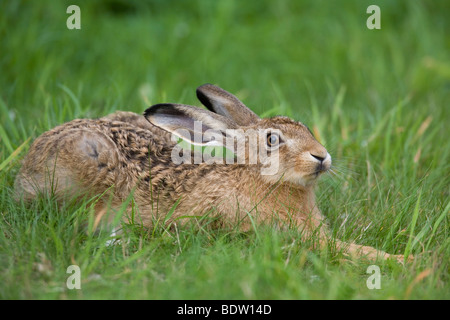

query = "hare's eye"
[[267, 133, 280, 147]]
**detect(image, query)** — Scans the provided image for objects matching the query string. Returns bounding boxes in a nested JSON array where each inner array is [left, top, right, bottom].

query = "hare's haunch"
[[15, 84, 409, 262]]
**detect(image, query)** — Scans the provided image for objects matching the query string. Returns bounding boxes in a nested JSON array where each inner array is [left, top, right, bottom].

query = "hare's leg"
[[293, 210, 409, 262], [15, 128, 118, 208], [299, 230, 408, 262], [333, 239, 410, 263], [310, 231, 411, 263]]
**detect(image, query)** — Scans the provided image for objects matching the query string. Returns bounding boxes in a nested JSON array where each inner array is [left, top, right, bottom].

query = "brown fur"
[[14, 84, 410, 262]]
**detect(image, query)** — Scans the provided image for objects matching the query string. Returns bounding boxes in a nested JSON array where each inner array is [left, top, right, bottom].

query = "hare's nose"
[[310, 153, 325, 162]]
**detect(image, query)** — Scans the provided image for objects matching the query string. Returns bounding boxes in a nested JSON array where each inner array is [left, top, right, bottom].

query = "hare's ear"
[[144, 103, 238, 146], [196, 84, 260, 126]]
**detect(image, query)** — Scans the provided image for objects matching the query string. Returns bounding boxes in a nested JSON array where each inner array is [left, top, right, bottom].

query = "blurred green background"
[[0, 0, 448, 299], [1, 0, 448, 121]]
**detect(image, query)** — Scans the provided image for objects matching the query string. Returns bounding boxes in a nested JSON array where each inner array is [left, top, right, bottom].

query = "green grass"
[[0, 0, 449, 299]]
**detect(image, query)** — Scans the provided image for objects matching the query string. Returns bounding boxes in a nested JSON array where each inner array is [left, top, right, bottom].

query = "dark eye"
[[267, 133, 280, 147]]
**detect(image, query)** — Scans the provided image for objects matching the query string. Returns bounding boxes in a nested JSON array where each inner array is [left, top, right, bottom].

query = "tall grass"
[[0, 0, 448, 299]]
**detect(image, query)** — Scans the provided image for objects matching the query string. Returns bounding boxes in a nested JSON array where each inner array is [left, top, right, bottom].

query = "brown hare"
[[15, 84, 409, 262]]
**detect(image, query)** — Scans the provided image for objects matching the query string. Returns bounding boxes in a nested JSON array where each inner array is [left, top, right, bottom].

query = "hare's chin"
[[273, 170, 322, 187], [291, 168, 329, 186]]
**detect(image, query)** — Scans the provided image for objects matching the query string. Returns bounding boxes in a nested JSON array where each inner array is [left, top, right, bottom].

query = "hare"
[[15, 83, 408, 262]]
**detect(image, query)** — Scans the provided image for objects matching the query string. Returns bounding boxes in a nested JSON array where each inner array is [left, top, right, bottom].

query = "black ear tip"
[[144, 103, 180, 118], [143, 106, 153, 118], [196, 84, 217, 110], [143, 104, 161, 118]]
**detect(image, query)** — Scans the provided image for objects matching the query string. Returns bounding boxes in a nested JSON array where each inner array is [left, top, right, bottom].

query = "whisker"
[[327, 168, 345, 182], [329, 165, 360, 182]]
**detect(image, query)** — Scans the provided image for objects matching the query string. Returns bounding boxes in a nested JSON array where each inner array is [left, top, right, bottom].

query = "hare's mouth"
[[303, 152, 332, 180], [316, 162, 331, 174], [310, 163, 331, 178], [309, 170, 325, 179]]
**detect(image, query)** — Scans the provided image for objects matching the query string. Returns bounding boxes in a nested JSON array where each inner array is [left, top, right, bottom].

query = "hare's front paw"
[[386, 253, 414, 264]]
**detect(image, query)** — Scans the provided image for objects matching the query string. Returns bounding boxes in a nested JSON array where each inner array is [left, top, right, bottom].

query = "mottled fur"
[[15, 84, 409, 262]]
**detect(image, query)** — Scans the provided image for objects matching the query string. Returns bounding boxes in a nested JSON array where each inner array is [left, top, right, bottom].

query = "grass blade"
[[425, 201, 449, 252], [0, 137, 31, 171], [404, 190, 422, 261]]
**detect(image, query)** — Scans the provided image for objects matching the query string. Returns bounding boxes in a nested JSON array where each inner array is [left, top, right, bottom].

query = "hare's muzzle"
[[309, 152, 332, 176]]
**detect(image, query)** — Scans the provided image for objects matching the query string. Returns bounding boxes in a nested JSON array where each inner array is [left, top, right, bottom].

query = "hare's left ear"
[[144, 103, 239, 146], [196, 84, 260, 126]]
